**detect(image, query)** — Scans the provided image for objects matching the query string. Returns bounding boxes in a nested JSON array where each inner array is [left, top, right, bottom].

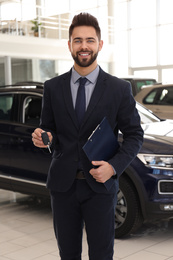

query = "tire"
[[115, 175, 143, 238]]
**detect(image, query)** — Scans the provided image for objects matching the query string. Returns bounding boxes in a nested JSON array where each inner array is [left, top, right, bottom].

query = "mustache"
[[77, 50, 92, 54]]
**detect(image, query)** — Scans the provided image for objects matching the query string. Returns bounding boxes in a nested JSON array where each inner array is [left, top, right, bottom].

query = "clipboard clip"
[[88, 124, 101, 140]]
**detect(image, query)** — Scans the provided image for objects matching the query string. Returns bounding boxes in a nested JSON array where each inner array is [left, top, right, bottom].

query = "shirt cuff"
[[110, 164, 116, 176]]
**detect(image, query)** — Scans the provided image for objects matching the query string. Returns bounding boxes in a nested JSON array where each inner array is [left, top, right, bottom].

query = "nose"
[[81, 40, 87, 49]]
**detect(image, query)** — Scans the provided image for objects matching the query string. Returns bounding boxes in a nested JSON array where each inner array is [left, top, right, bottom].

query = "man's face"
[[68, 26, 103, 68]]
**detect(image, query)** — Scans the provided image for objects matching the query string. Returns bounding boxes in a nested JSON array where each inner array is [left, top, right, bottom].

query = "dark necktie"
[[75, 77, 87, 126]]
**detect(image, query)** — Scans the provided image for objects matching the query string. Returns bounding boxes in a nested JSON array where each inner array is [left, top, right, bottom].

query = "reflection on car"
[[0, 82, 173, 238]]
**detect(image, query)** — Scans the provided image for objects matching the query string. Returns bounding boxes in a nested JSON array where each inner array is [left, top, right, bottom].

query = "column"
[[107, 0, 116, 75], [4, 56, 12, 85], [32, 59, 41, 82]]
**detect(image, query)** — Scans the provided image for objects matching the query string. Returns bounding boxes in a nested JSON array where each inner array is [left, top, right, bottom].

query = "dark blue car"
[[0, 82, 173, 238]]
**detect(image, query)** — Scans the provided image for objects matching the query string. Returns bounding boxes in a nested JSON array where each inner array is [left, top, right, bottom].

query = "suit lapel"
[[82, 68, 107, 127], [62, 70, 79, 129], [62, 68, 107, 130]]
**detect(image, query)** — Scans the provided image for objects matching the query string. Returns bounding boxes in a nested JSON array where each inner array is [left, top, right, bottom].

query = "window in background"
[[160, 24, 173, 65], [55, 60, 73, 76], [21, 0, 36, 20], [11, 59, 32, 84], [114, 1, 127, 31], [114, 31, 128, 76], [162, 69, 173, 83], [44, 0, 105, 17], [1, 2, 21, 20], [134, 70, 158, 82], [97, 6, 109, 45], [130, 28, 156, 67], [39, 60, 55, 82], [68, 0, 105, 13], [113, 1, 128, 76], [1, 0, 36, 20], [160, 0, 173, 24], [70, 0, 98, 11], [31, 59, 56, 82], [130, 0, 156, 28], [44, 0, 69, 16]]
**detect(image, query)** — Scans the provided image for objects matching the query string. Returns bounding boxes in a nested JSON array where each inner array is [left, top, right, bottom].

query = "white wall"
[[0, 34, 114, 63]]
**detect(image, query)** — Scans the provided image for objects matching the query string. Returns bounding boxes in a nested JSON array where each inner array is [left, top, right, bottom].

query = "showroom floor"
[[0, 189, 173, 260]]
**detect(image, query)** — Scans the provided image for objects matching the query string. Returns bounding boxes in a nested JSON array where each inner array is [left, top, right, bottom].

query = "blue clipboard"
[[83, 117, 119, 161]]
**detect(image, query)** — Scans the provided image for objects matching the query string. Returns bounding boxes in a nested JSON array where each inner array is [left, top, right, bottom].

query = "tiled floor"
[[0, 189, 173, 260]]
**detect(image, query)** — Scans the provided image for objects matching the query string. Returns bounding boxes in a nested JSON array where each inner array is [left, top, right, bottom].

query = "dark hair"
[[69, 12, 101, 41]]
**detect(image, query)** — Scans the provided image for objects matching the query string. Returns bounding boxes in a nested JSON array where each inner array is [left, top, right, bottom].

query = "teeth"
[[80, 53, 88, 56]]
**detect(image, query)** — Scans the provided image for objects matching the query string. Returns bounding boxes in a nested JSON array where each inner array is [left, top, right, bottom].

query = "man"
[[32, 12, 143, 260]]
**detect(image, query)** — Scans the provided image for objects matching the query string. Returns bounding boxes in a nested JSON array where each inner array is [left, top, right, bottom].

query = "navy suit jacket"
[[40, 67, 143, 194]]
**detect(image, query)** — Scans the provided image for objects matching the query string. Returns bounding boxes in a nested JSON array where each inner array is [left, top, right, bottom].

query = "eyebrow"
[[73, 37, 96, 41]]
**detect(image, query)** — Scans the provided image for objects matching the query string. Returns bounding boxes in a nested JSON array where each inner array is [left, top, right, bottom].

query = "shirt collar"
[[71, 65, 99, 84]]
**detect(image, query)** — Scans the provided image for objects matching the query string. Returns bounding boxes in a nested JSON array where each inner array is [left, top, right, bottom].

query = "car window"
[[123, 78, 157, 96], [157, 87, 173, 105], [143, 90, 157, 104], [0, 94, 13, 121], [144, 87, 173, 106], [24, 96, 42, 126], [136, 80, 156, 93]]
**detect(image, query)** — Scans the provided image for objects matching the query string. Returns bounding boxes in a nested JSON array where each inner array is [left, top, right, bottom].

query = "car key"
[[41, 131, 51, 153]]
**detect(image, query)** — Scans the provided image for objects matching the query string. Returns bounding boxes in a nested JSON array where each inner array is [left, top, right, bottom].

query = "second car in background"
[[135, 83, 173, 120], [121, 77, 157, 96]]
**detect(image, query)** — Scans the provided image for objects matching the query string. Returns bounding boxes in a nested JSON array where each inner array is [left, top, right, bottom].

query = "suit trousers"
[[50, 179, 117, 260]]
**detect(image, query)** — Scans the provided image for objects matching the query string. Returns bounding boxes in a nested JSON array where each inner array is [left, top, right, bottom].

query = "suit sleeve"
[[39, 80, 58, 146], [108, 82, 143, 178]]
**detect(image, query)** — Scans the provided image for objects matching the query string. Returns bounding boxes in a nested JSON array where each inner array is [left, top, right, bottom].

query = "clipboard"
[[83, 117, 119, 161]]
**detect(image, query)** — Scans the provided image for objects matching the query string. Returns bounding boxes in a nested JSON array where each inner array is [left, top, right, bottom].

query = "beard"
[[71, 51, 98, 67]]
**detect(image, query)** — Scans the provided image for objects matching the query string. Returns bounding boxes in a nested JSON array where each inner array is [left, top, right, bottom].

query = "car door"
[[143, 87, 173, 120], [0, 93, 16, 189], [9, 93, 52, 191]]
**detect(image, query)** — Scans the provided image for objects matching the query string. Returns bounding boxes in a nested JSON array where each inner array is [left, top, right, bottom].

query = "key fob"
[[41, 131, 50, 145]]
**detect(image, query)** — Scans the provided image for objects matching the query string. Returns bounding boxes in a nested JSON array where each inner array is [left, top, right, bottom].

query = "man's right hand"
[[32, 128, 53, 148]]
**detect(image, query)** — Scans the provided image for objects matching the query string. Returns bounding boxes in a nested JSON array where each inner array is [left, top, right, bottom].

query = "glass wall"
[[162, 69, 173, 84], [11, 59, 32, 84], [114, 0, 173, 83], [11, 59, 57, 84], [1, 0, 173, 84], [1, 0, 36, 20]]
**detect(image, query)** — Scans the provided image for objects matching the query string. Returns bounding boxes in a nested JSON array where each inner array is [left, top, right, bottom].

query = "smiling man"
[[68, 26, 102, 69], [32, 13, 143, 260]]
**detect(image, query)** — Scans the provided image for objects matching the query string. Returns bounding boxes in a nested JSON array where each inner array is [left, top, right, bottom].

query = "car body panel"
[[0, 86, 52, 195]]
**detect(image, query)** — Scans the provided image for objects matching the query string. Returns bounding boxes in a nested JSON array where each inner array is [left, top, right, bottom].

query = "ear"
[[99, 40, 103, 51], [68, 40, 71, 52]]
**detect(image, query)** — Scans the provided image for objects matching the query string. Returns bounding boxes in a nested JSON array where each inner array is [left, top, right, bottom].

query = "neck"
[[74, 62, 97, 76]]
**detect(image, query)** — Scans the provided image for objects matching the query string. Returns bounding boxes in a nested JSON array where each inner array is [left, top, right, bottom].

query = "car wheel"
[[115, 175, 143, 238]]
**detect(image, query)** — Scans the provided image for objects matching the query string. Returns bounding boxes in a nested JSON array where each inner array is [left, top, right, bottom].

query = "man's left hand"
[[89, 161, 115, 183]]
